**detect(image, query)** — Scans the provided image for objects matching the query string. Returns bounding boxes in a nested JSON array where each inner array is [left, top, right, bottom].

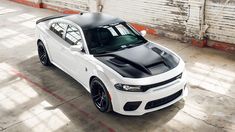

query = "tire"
[[37, 41, 52, 66], [90, 77, 112, 112]]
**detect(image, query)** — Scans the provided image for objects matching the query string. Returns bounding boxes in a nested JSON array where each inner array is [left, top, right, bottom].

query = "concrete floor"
[[0, 1, 235, 132]]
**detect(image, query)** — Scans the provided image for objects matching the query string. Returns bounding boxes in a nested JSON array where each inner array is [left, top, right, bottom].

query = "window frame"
[[64, 25, 82, 46], [50, 22, 67, 39], [49, 19, 90, 54]]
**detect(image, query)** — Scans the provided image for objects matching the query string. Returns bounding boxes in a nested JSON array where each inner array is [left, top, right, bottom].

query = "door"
[[60, 25, 90, 86], [46, 22, 67, 68]]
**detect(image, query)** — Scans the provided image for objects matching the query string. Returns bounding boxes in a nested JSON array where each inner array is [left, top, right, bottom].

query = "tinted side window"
[[50, 23, 67, 38], [65, 25, 82, 45]]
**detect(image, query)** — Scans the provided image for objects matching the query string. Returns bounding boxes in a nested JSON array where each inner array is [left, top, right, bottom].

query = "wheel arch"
[[89, 74, 113, 112], [37, 39, 42, 45], [36, 35, 53, 62], [89, 76, 97, 87], [88, 69, 113, 93]]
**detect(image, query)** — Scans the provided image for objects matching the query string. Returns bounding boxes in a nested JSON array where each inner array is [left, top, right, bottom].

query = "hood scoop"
[[151, 47, 179, 69], [106, 54, 152, 75], [107, 58, 127, 67], [95, 43, 179, 78]]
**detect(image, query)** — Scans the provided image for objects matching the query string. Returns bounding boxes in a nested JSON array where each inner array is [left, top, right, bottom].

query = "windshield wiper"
[[96, 42, 145, 55], [122, 42, 144, 49], [124, 44, 136, 49], [94, 50, 115, 56], [115, 43, 140, 52]]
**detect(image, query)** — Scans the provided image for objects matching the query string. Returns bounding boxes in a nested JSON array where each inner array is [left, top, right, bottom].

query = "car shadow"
[[105, 100, 185, 131]]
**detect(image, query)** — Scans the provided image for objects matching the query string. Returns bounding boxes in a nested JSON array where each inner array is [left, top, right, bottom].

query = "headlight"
[[114, 83, 143, 92]]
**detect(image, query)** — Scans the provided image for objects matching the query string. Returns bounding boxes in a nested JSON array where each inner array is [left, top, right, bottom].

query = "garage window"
[[65, 25, 82, 45], [50, 23, 67, 38]]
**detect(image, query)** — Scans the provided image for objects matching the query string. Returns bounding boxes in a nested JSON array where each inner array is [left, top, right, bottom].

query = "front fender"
[[90, 65, 119, 99]]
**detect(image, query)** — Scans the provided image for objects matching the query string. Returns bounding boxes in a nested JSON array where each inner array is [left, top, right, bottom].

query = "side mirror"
[[70, 42, 83, 52], [140, 30, 147, 36]]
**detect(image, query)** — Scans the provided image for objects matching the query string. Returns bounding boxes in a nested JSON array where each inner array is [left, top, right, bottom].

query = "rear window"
[[50, 23, 67, 38]]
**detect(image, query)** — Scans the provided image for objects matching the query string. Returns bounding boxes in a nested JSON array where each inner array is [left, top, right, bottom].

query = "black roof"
[[63, 13, 125, 30]]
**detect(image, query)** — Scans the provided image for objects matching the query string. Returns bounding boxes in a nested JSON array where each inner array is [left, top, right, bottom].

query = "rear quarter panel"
[[35, 22, 54, 61]]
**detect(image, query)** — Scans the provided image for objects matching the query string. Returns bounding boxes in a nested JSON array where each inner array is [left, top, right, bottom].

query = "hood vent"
[[145, 61, 164, 69], [105, 54, 152, 75], [95, 43, 179, 78]]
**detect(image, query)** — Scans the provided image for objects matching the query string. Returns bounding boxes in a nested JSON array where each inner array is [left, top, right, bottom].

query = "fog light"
[[123, 101, 142, 111]]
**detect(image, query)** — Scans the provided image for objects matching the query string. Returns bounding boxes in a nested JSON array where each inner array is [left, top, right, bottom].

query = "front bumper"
[[111, 74, 188, 116]]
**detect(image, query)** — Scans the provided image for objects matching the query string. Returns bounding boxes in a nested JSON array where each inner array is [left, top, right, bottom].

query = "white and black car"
[[36, 13, 188, 115]]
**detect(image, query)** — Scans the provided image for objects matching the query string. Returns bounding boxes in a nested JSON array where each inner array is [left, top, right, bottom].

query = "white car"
[[36, 13, 188, 116]]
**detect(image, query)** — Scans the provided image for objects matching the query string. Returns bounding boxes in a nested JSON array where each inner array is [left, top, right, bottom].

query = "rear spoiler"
[[36, 14, 69, 24]]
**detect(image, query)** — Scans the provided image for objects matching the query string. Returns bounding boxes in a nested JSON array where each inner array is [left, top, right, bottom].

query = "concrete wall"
[[185, 0, 201, 39], [42, 0, 89, 12], [10, 0, 235, 52], [205, 0, 235, 45], [99, 0, 190, 40], [10, 0, 43, 8]]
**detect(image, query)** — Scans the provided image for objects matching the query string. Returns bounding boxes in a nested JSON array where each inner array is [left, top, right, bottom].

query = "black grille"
[[141, 73, 182, 92], [145, 90, 182, 109]]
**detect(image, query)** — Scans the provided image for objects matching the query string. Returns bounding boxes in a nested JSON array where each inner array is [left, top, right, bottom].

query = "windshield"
[[84, 22, 147, 54]]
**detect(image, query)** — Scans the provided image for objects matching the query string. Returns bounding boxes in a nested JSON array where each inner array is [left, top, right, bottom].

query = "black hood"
[[95, 42, 179, 78]]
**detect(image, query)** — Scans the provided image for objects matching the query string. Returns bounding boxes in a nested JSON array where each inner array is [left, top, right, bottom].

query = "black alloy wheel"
[[37, 41, 51, 66], [90, 78, 112, 112]]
